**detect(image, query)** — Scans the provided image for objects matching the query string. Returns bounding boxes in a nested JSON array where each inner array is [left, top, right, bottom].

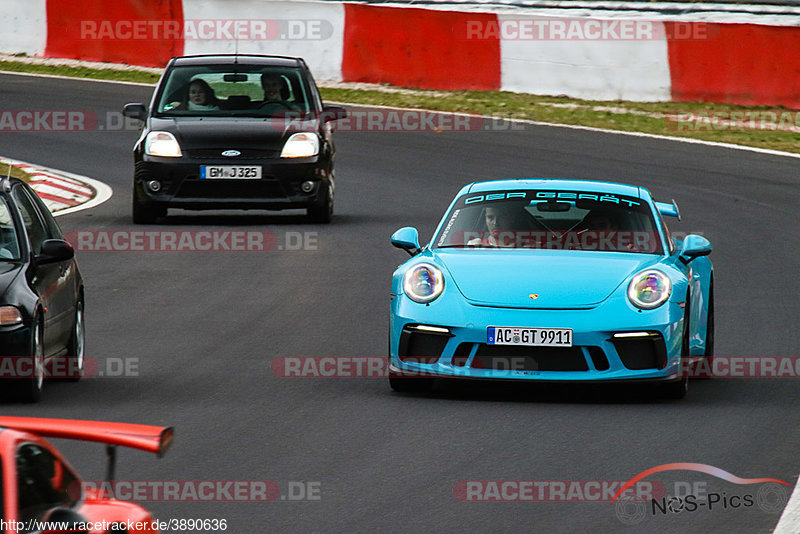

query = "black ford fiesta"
[[123, 54, 347, 224], [0, 177, 84, 402]]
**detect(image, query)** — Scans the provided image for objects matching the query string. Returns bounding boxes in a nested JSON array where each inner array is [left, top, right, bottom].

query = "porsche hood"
[[435, 250, 658, 309]]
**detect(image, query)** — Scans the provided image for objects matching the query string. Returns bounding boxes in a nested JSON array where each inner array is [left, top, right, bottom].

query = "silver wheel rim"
[[74, 304, 85, 374], [34, 323, 44, 391]]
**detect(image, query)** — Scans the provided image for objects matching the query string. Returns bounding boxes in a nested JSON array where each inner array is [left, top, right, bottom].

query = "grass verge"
[[0, 162, 33, 182]]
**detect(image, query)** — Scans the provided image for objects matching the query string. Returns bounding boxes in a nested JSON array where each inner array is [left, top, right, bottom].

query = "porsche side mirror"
[[679, 234, 711, 264], [391, 227, 421, 256]]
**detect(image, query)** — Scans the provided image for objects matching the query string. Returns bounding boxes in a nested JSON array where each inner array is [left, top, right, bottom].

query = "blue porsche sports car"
[[388, 179, 713, 399]]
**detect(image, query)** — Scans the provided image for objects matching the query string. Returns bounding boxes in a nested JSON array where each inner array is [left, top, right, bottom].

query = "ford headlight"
[[145, 131, 182, 157], [628, 269, 671, 309], [403, 263, 444, 303], [281, 132, 319, 158]]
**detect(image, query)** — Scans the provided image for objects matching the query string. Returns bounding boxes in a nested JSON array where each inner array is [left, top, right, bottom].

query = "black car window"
[[305, 70, 324, 111], [0, 197, 22, 260], [16, 443, 79, 529], [156, 65, 312, 117], [11, 187, 48, 256], [24, 186, 64, 240]]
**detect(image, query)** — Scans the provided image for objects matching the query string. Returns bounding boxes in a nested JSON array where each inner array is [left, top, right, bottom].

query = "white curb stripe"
[[773, 476, 800, 533], [28, 174, 94, 195], [28, 172, 94, 192], [29, 182, 90, 202], [28, 179, 93, 198]]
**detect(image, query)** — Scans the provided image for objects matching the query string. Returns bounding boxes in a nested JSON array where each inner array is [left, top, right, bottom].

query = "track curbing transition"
[[0, 156, 112, 216]]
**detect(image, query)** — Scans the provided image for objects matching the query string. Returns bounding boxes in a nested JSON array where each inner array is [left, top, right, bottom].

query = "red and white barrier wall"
[[0, 0, 48, 58], [1, 0, 798, 108]]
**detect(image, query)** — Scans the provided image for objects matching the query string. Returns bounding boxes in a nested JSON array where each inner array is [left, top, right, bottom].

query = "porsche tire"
[[703, 280, 714, 362], [663, 292, 690, 400]]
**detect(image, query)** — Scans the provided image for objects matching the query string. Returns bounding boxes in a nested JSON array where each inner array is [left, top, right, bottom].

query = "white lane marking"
[[0, 69, 156, 87], [325, 99, 800, 161], [774, 476, 800, 534]]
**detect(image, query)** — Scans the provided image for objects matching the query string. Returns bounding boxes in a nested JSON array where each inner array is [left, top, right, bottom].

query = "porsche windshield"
[[155, 65, 312, 117], [433, 190, 663, 254]]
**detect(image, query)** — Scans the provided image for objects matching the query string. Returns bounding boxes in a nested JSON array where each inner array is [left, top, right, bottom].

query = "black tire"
[[662, 375, 688, 400], [18, 318, 45, 403], [389, 372, 434, 393], [662, 291, 690, 400], [65, 299, 85, 382], [704, 281, 714, 361], [132, 186, 165, 224], [307, 181, 333, 224]]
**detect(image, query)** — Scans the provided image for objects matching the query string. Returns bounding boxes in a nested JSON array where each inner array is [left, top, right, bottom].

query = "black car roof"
[[170, 55, 304, 68]]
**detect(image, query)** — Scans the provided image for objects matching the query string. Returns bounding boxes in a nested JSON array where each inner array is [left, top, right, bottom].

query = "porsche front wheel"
[[662, 293, 691, 400]]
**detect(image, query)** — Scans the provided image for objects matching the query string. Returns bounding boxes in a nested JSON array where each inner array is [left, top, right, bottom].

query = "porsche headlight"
[[403, 263, 444, 303], [628, 269, 671, 309], [281, 132, 319, 158], [145, 131, 182, 157]]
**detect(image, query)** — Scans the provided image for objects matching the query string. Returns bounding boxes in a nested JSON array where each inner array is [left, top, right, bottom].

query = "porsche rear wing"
[[655, 199, 681, 221], [0, 417, 173, 457], [0, 417, 173, 481]]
